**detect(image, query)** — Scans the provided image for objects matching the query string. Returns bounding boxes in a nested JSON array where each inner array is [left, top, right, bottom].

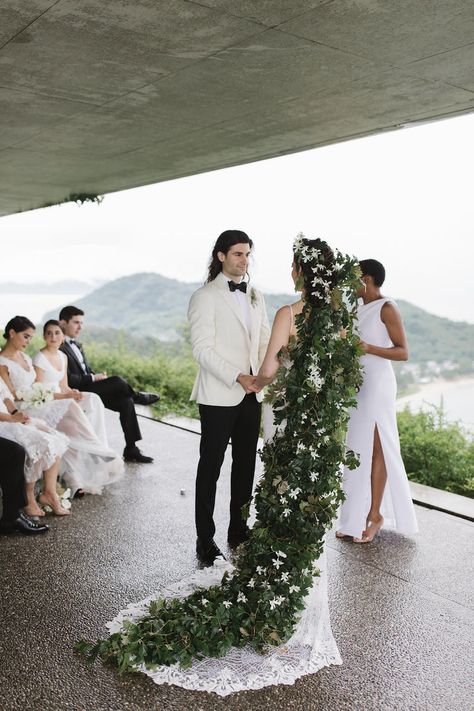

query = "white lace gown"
[[337, 298, 419, 538], [107, 396, 341, 696], [0, 379, 69, 483], [0, 354, 124, 494], [32, 351, 109, 446]]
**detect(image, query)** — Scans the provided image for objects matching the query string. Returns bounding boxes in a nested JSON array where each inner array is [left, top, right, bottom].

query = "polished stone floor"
[[0, 413, 473, 711]]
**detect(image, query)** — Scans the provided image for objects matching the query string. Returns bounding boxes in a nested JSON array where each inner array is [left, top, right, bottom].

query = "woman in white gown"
[[337, 259, 418, 542], [33, 320, 110, 449], [0, 316, 124, 499], [78, 236, 361, 696], [0, 378, 70, 517]]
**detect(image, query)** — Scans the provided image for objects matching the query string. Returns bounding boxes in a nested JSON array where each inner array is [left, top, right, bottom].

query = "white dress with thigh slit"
[[337, 298, 418, 538]]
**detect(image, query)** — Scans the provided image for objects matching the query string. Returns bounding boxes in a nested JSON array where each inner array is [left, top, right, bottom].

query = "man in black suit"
[[0, 437, 49, 535], [59, 305, 159, 463]]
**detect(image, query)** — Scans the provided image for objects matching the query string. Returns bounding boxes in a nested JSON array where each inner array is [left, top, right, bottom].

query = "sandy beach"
[[397, 376, 474, 431]]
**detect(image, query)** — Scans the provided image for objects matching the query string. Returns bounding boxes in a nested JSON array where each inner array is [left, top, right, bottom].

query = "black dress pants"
[[196, 394, 261, 542], [80, 375, 141, 446], [0, 437, 27, 523]]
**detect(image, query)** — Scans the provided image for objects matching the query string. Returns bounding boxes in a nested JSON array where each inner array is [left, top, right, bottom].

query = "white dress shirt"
[[232, 282, 252, 335]]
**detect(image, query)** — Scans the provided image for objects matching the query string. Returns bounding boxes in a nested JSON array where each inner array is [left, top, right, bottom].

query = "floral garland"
[[76, 233, 363, 671]]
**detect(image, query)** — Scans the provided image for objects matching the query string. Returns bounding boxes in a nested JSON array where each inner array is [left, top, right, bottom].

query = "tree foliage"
[[398, 406, 474, 497]]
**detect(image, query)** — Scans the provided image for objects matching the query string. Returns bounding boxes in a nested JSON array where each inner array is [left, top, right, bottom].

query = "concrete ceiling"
[[1, 0, 474, 217]]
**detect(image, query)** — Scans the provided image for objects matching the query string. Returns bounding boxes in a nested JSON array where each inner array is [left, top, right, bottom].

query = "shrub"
[[86, 343, 199, 419], [397, 406, 474, 498]]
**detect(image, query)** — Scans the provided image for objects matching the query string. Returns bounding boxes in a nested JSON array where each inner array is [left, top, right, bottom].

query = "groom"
[[58, 305, 159, 463], [188, 230, 270, 565]]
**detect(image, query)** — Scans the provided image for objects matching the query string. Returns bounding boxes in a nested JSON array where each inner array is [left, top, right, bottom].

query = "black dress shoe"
[[133, 391, 160, 406], [196, 538, 226, 566], [227, 527, 251, 549], [0, 513, 49, 536], [123, 446, 154, 463]]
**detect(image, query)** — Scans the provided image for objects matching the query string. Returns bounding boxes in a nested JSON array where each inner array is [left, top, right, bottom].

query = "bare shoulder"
[[381, 300, 401, 322], [275, 304, 293, 322]]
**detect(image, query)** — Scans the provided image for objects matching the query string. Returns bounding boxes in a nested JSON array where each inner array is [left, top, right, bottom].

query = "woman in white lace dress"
[[0, 378, 69, 517], [0, 316, 124, 498]]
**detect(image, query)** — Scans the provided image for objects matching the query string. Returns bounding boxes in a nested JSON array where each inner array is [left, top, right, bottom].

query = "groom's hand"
[[93, 373, 108, 381], [237, 374, 260, 394]]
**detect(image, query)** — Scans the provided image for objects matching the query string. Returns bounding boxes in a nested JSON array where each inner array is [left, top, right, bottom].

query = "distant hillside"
[[395, 299, 474, 365], [44, 272, 474, 366], [44, 272, 295, 341]]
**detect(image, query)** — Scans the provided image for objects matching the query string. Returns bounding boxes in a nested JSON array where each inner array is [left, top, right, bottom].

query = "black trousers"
[[0, 437, 27, 522], [80, 375, 141, 446], [196, 394, 261, 542]]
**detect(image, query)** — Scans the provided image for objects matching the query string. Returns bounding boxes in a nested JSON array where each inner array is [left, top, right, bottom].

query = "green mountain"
[[395, 299, 474, 366], [44, 272, 296, 341], [44, 272, 474, 367]]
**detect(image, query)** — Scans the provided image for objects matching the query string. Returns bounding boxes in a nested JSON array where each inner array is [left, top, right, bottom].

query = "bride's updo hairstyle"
[[207, 229, 253, 282], [293, 235, 337, 308], [3, 315, 36, 340]]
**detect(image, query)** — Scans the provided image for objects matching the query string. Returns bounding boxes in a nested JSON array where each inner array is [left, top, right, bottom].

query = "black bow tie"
[[228, 281, 247, 293], [70, 339, 80, 347]]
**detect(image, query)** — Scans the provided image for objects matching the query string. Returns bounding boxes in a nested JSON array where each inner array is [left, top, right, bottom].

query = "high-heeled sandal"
[[24, 505, 46, 518], [38, 494, 71, 516], [353, 517, 383, 543]]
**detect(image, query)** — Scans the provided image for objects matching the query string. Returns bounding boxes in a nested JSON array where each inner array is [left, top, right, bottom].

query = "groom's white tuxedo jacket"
[[188, 272, 271, 406]]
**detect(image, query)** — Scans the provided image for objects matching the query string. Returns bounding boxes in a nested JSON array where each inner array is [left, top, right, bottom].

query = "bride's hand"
[[71, 389, 84, 401], [11, 411, 29, 424], [237, 374, 261, 394]]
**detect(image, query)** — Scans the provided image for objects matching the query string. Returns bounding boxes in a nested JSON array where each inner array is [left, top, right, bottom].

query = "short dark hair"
[[3, 315, 35, 340], [207, 230, 253, 282], [43, 319, 64, 336], [59, 305, 84, 322], [359, 259, 386, 287]]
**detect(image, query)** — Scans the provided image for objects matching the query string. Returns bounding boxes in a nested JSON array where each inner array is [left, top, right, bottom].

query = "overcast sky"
[[2, 112, 473, 324]]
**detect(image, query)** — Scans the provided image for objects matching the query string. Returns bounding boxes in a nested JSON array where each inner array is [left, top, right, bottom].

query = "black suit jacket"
[[60, 341, 94, 389]]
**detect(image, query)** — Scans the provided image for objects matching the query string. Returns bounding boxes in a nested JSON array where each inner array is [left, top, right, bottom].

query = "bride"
[[0, 316, 124, 498], [77, 236, 362, 695]]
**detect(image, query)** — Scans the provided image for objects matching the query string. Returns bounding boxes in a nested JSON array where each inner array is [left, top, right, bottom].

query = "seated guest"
[[34, 320, 110, 449], [0, 437, 49, 535], [0, 378, 70, 517], [58, 305, 159, 463], [0, 316, 124, 499]]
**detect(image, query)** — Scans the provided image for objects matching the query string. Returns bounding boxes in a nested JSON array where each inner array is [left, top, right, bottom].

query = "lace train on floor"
[[107, 551, 341, 696]]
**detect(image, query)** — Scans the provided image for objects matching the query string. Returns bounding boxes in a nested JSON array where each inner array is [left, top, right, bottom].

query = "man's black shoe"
[[123, 446, 154, 463], [196, 538, 226, 566], [227, 527, 251, 549], [133, 392, 160, 406], [0, 512, 49, 535]]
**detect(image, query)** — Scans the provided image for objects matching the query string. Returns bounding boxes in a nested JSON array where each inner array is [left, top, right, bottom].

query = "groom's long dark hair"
[[206, 230, 253, 282]]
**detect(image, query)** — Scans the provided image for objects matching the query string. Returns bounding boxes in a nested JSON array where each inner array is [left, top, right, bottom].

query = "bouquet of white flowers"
[[16, 382, 55, 410]]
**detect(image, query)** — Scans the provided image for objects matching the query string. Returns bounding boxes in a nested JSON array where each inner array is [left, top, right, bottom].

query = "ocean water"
[[397, 379, 474, 432]]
